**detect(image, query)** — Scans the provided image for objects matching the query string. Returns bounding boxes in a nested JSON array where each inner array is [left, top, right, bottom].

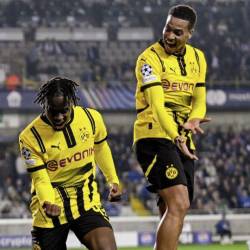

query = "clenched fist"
[[43, 201, 61, 217]]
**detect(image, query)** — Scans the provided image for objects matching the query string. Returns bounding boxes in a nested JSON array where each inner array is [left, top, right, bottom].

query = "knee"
[[169, 196, 190, 216], [176, 196, 190, 213]]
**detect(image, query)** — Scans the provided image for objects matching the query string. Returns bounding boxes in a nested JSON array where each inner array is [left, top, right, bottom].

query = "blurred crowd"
[[0, 0, 249, 90], [0, 0, 250, 217], [0, 125, 250, 218]]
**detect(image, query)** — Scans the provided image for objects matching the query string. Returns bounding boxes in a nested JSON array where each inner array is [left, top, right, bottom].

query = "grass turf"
[[119, 243, 247, 250], [2, 243, 248, 250]]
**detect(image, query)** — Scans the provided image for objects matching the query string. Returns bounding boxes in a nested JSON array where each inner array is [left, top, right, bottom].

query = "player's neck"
[[173, 46, 186, 57], [159, 39, 186, 57]]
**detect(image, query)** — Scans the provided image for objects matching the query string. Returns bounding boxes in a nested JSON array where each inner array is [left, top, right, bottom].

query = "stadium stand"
[[0, 0, 249, 87], [0, 125, 250, 218]]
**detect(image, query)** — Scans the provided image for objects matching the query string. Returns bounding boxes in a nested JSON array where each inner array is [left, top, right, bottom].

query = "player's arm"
[[19, 136, 60, 216], [91, 109, 121, 202], [94, 142, 119, 185], [182, 51, 211, 134], [183, 86, 210, 134], [95, 141, 121, 202], [145, 86, 198, 160], [145, 85, 179, 140], [30, 169, 60, 217], [29, 168, 55, 205], [136, 54, 179, 141]]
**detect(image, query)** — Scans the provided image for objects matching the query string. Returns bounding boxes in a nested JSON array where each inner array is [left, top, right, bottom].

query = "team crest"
[[166, 164, 178, 179], [190, 61, 198, 74], [79, 127, 90, 142], [141, 64, 152, 77]]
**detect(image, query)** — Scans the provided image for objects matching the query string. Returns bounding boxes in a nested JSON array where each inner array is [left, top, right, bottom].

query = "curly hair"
[[34, 77, 79, 109]]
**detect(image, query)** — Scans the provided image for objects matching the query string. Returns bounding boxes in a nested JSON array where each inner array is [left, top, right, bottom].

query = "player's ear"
[[188, 29, 194, 39]]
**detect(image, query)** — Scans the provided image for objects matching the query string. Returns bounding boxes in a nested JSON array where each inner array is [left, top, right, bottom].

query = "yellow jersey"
[[134, 40, 207, 149], [19, 106, 118, 228]]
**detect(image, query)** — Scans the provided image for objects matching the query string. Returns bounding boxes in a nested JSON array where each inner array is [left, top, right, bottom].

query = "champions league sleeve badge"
[[21, 147, 36, 166], [141, 64, 152, 77], [141, 64, 157, 83], [21, 147, 31, 160]]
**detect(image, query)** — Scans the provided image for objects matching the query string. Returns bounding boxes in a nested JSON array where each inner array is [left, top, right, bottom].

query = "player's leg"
[[156, 156, 194, 250], [135, 138, 190, 250], [157, 195, 167, 218], [71, 208, 117, 250], [156, 152, 194, 250], [82, 227, 116, 250], [31, 224, 69, 250], [180, 149, 195, 203], [157, 185, 190, 250]]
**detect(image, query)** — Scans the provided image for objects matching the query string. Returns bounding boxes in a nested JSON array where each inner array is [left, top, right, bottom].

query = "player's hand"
[[108, 183, 122, 202], [181, 117, 211, 134], [42, 201, 61, 217], [174, 136, 198, 160]]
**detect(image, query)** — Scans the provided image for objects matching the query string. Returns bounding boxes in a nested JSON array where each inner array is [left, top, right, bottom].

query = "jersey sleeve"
[[88, 109, 120, 184], [136, 51, 162, 91], [19, 132, 55, 205], [87, 109, 108, 144], [19, 133, 46, 171], [145, 86, 179, 140], [197, 50, 207, 83], [189, 50, 207, 120]]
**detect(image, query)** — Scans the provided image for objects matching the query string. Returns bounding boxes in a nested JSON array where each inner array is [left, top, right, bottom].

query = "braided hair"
[[34, 77, 79, 109]]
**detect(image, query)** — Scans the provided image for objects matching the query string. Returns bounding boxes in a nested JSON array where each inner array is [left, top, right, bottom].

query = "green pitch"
[[3, 243, 248, 250], [119, 244, 247, 250]]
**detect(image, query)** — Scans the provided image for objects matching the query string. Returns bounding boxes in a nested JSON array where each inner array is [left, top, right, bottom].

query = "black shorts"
[[135, 138, 195, 203], [31, 208, 112, 250]]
